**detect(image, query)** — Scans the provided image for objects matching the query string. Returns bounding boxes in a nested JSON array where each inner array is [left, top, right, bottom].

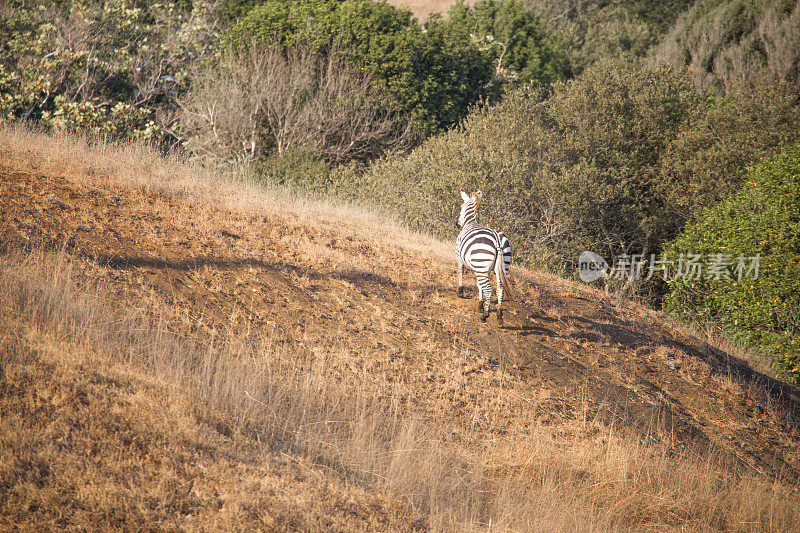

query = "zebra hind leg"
[[496, 270, 504, 326], [476, 273, 491, 322]]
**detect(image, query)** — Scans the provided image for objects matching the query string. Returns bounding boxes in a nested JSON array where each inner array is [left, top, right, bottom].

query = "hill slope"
[[2, 126, 799, 530]]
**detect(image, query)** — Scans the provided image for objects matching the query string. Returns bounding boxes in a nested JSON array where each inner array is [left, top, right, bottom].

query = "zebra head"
[[456, 190, 482, 229]]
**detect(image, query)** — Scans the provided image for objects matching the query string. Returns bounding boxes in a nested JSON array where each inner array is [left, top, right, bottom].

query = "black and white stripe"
[[455, 190, 512, 324]]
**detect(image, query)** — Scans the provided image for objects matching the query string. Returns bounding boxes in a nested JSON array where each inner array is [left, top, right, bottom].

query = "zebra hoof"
[[457, 286, 464, 298], [497, 310, 503, 325]]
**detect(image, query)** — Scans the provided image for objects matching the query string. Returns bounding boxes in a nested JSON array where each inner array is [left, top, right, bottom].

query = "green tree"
[[664, 142, 800, 383], [226, 0, 569, 135], [441, 0, 571, 84]]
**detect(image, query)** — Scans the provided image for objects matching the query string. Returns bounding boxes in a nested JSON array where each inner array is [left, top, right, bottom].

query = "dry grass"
[[0, 255, 425, 529], [3, 246, 799, 531], [2, 124, 800, 530], [0, 123, 450, 267]]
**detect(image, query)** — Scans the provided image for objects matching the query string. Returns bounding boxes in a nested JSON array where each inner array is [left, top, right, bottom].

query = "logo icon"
[[578, 251, 609, 282]]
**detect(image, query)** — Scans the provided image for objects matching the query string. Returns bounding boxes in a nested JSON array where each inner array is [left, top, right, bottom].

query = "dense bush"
[[225, 0, 488, 135], [349, 59, 698, 271], [0, 0, 218, 144], [348, 57, 800, 277], [337, 85, 549, 262], [225, 0, 567, 135], [440, 0, 571, 84], [654, 0, 800, 92], [179, 43, 412, 165], [660, 78, 800, 224], [664, 143, 800, 383], [525, 0, 669, 74]]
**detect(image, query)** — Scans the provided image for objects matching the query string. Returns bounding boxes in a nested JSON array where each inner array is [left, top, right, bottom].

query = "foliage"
[[225, 0, 488, 135], [660, 77, 800, 225], [349, 57, 800, 279], [252, 149, 334, 191], [664, 142, 800, 383], [621, 0, 695, 35], [215, 0, 264, 25], [654, 0, 800, 92], [225, 0, 567, 135], [541, 58, 699, 259], [0, 0, 218, 144], [525, 0, 666, 75], [439, 0, 571, 84], [350, 59, 693, 271], [337, 85, 547, 262]]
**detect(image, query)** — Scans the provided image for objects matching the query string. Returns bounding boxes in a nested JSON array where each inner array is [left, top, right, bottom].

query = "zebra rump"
[[457, 227, 511, 277]]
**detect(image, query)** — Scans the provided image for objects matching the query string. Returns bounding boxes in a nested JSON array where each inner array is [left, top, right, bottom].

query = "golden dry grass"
[[2, 124, 800, 531], [0, 247, 425, 530]]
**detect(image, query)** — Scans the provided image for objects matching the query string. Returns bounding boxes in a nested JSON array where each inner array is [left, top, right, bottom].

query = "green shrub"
[[252, 149, 333, 191], [525, 0, 664, 75], [225, 0, 490, 135], [542, 59, 700, 260], [216, 0, 265, 25], [660, 78, 800, 226], [440, 0, 571, 84], [664, 143, 800, 383], [623, 0, 695, 35], [0, 1, 217, 144], [353, 59, 700, 272]]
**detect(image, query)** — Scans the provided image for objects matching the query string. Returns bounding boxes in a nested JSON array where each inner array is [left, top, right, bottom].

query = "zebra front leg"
[[476, 273, 491, 322]]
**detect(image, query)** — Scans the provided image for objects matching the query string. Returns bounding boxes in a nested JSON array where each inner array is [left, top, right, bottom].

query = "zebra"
[[455, 190, 512, 324]]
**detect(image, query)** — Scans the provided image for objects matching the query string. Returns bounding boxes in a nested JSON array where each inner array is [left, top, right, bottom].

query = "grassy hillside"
[[2, 125, 800, 530]]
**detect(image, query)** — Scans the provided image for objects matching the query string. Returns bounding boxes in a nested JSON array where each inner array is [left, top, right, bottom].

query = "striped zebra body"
[[457, 226, 511, 275], [455, 191, 512, 324]]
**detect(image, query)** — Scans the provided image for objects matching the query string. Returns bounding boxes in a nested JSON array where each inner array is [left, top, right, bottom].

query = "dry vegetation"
[[2, 124, 800, 530], [654, 0, 800, 92], [180, 43, 412, 165]]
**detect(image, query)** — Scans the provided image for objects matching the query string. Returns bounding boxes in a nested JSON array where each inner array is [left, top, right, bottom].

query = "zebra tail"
[[495, 248, 513, 301]]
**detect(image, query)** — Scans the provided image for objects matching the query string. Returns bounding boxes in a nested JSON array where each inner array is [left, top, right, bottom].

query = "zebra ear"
[[475, 190, 483, 203], [460, 190, 470, 202]]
